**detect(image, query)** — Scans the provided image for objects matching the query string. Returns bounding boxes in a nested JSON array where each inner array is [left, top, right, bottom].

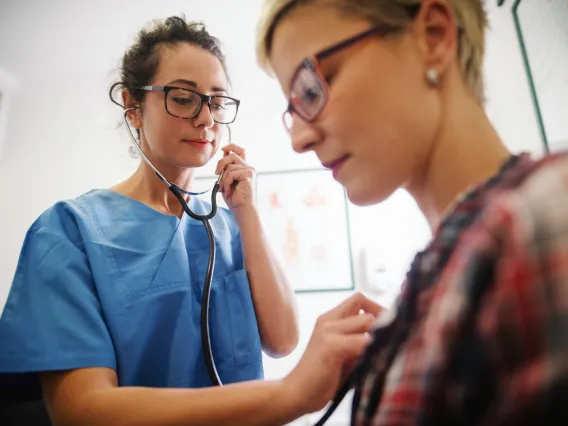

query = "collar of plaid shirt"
[[348, 152, 555, 424]]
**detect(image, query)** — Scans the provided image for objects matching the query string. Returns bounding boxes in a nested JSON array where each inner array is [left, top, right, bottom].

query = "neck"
[[113, 156, 195, 218], [406, 92, 511, 232]]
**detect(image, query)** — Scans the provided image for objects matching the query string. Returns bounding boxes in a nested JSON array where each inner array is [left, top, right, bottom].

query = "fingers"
[[222, 144, 246, 160], [215, 152, 247, 175], [284, 296, 378, 413], [313, 301, 377, 361], [324, 292, 383, 321], [220, 164, 254, 195], [324, 313, 375, 335]]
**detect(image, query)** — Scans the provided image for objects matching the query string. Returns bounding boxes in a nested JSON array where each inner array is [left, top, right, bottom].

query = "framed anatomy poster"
[[514, 0, 568, 152], [255, 169, 355, 293]]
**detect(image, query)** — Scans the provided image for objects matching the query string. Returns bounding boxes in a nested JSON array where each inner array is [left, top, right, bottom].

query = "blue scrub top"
[[0, 189, 263, 396]]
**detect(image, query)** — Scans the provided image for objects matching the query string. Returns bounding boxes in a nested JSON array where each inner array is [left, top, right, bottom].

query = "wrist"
[[277, 377, 309, 421], [232, 205, 259, 224]]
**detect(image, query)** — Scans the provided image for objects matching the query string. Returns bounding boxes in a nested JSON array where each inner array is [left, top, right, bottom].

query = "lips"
[[184, 139, 210, 145], [321, 154, 350, 170], [321, 154, 351, 179], [183, 139, 211, 150]]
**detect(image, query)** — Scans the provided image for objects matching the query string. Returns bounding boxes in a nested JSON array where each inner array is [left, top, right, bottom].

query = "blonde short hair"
[[256, 0, 488, 103]]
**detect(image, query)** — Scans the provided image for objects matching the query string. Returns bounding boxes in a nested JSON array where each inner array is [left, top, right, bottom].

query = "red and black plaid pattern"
[[352, 152, 568, 425]]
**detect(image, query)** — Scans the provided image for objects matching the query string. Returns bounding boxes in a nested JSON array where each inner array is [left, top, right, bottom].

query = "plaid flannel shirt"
[[352, 152, 568, 425]]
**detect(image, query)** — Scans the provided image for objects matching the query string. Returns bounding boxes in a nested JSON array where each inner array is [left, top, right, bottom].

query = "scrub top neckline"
[[93, 188, 205, 222]]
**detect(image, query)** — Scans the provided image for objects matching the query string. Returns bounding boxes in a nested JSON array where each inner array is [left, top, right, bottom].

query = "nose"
[[192, 102, 215, 129], [289, 115, 321, 154]]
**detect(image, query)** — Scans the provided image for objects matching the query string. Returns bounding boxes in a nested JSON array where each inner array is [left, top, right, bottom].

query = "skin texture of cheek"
[[138, 100, 219, 168], [358, 41, 442, 202], [337, 40, 441, 205], [340, 102, 440, 206], [140, 110, 176, 157]]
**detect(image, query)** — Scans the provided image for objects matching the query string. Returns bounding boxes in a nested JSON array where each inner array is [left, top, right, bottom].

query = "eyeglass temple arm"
[[141, 86, 165, 92], [316, 5, 421, 62]]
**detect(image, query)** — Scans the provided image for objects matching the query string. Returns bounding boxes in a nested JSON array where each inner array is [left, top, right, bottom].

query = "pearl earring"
[[426, 68, 439, 86]]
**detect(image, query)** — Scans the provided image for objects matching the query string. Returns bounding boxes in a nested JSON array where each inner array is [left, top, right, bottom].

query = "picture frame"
[[255, 168, 355, 293], [513, 0, 568, 153]]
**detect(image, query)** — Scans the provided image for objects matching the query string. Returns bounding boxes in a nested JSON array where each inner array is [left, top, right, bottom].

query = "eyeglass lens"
[[286, 66, 326, 131], [166, 88, 238, 124]]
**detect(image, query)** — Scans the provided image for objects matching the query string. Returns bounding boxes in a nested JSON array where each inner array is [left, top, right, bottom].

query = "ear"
[[414, 0, 459, 82], [121, 88, 142, 129]]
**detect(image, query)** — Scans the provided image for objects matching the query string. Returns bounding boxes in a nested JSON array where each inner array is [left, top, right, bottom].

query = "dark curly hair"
[[110, 15, 228, 108]]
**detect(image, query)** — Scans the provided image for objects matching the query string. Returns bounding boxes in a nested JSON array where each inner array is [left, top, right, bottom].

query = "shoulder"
[[448, 152, 568, 248], [423, 152, 568, 321], [506, 153, 568, 227], [30, 196, 87, 238], [23, 189, 112, 253], [438, 153, 568, 311], [479, 153, 568, 247]]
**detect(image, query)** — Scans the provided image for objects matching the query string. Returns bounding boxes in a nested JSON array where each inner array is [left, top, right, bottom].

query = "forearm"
[[234, 207, 299, 357], [56, 380, 301, 426]]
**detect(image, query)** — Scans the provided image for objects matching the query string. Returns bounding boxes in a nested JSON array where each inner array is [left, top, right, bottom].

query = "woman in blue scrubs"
[[0, 15, 381, 425]]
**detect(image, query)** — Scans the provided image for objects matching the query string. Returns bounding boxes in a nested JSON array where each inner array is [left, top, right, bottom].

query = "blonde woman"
[[256, 0, 568, 424]]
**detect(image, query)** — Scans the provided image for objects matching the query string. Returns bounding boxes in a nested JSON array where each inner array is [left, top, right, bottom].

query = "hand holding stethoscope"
[[215, 144, 256, 213]]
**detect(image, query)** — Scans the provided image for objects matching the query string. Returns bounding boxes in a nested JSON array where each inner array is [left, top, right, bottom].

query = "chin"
[[344, 180, 393, 207], [345, 190, 377, 206], [173, 154, 212, 170]]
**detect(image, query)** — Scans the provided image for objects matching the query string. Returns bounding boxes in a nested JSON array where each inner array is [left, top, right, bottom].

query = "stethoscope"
[[123, 107, 225, 386], [122, 107, 353, 426]]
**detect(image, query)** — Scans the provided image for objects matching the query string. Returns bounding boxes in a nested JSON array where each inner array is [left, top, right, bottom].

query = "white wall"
[[483, 1, 545, 155], [0, 0, 546, 424], [0, 68, 19, 158]]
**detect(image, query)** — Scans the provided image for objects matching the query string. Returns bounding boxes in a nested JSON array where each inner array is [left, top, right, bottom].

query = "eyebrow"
[[167, 79, 228, 94]]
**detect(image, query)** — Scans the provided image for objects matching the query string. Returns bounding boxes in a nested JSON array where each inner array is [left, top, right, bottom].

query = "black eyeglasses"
[[142, 86, 241, 124], [283, 5, 421, 132]]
